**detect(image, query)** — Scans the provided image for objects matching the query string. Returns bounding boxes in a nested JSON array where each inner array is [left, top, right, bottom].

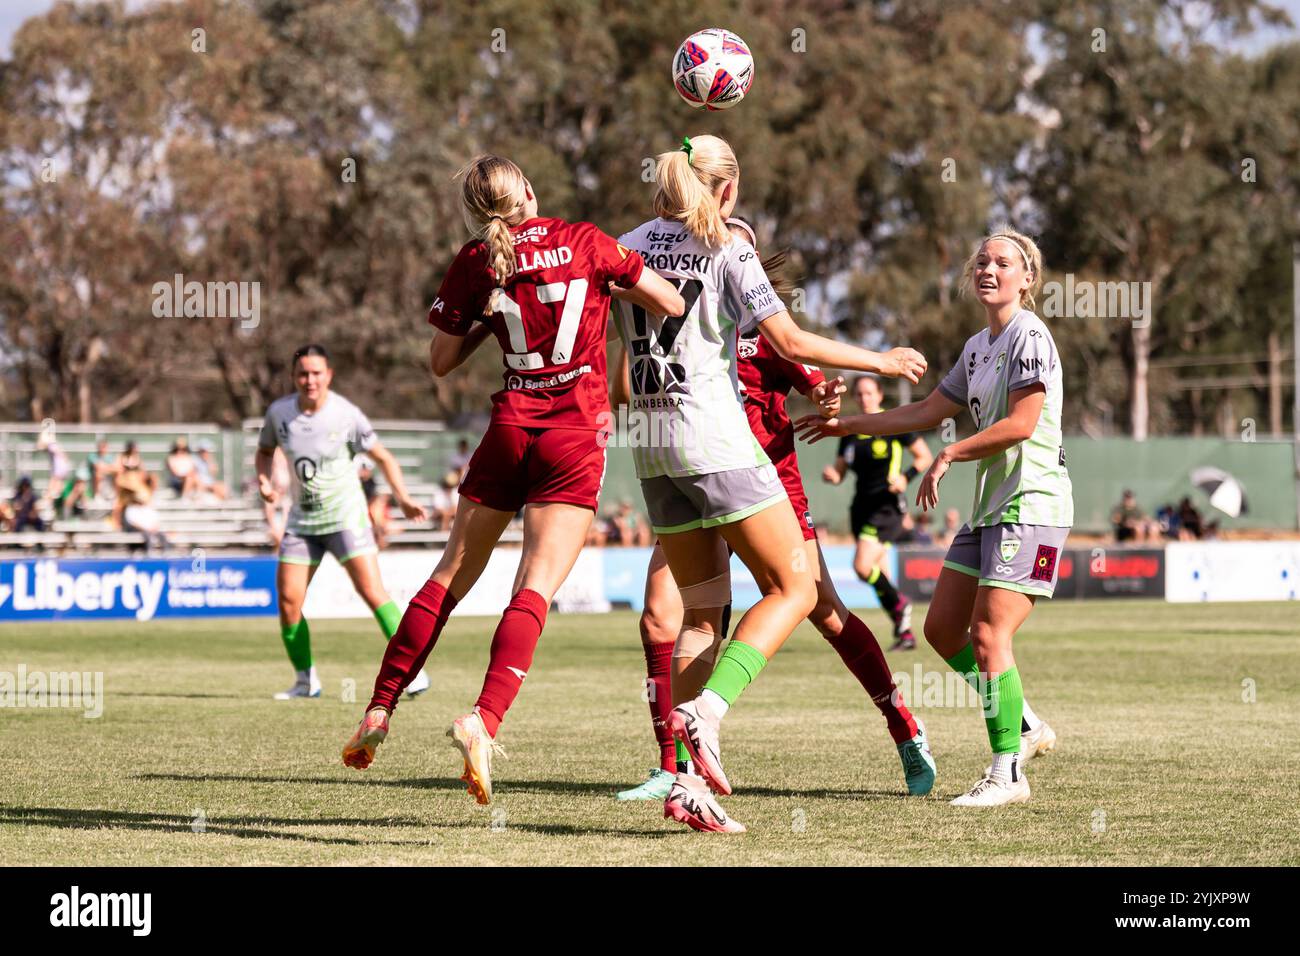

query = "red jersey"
[[736, 329, 825, 464], [429, 216, 644, 430]]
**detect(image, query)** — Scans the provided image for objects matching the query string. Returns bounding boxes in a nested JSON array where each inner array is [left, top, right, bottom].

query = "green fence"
[[4, 422, 1295, 533]]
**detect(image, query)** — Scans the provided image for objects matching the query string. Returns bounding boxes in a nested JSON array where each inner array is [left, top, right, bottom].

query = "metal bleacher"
[[1, 420, 520, 556]]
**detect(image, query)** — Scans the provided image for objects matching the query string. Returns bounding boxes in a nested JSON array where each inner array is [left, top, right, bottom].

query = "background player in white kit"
[[798, 227, 1070, 807], [256, 344, 430, 700]]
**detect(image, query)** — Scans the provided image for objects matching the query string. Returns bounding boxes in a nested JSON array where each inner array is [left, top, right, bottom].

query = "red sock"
[[826, 612, 918, 744], [644, 642, 676, 772], [473, 589, 549, 738], [367, 579, 457, 713]]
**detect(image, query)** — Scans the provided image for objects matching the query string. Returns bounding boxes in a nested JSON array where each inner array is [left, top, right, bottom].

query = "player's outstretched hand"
[[794, 414, 851, 444], [916, 452, 951, 512], [398, 497, 429, 523], [810, 375, 846, 419], [881, 347, 927, 384]]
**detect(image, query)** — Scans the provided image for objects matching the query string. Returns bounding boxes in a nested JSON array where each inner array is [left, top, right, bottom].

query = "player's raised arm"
[[757, 311, 926, 383], [611, 267, 685, 317], [795, 387, 962, 444]]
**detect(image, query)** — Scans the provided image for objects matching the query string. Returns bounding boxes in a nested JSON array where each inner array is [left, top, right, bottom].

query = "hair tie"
[[680, 136, 693, 165]]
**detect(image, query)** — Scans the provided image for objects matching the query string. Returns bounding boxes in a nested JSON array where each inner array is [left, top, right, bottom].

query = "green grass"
[[2, 601, 1298, 866]]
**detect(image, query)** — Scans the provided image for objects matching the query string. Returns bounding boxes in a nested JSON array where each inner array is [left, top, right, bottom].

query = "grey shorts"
[[943, 523, 1070, 598], [279, 526, 377, 566], [640, 465, 788, 535]]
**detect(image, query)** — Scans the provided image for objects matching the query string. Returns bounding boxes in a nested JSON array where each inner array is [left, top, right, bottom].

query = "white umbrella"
[[1190, 466, 1249, 518]]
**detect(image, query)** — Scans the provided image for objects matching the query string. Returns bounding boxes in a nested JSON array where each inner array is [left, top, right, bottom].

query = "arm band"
[[904, 466, 920, 481]]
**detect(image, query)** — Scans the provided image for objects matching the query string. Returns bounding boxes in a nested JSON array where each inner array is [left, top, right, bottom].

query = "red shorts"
[[773, 452, 816, 541], [459, 424, 606, 513]]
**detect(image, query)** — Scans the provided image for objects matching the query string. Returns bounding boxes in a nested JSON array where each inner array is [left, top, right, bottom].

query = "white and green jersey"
[[937, 310, 1074, 528], [614, 217, 785, 479], [258, 392, 377, 535]]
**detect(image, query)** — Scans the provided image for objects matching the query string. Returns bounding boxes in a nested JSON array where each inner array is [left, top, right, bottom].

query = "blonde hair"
[[960, 225, 1044, 311], [653, 134, 738, 248], [457, 155, 530, 314]]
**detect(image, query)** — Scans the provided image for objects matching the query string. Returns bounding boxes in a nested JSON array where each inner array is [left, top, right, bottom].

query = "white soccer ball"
[[671, 28, 755, 111]]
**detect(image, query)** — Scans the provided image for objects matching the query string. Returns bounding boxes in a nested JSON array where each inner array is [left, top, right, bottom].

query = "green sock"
[[983, 667, 1024, 755], [280, 618, 313, 672], [945, 643, 980, 689], [374, 600, 401, 640], [702, 640, 768, 707], [675, 739, 690, 764]]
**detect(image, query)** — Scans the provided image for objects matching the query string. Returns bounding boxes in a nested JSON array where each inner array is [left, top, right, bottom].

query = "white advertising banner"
[[1164, 541, 1300, 603], [301, 547, 609, 619]]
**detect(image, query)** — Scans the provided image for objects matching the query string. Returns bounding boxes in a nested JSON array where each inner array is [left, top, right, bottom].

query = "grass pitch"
[[2, 601, 1297, 866]]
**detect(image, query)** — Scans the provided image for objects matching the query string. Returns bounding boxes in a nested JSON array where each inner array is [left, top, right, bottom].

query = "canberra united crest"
[[999, 537, 1021, 563], [995, 352, 1006, 373]]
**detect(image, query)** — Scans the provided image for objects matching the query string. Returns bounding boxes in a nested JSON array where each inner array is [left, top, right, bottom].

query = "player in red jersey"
[[342, 155, 685, 804], [616, 217, 935, 803]]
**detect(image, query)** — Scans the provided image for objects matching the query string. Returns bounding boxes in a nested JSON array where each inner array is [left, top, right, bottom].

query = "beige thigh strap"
[[678, 571, 731, 609]]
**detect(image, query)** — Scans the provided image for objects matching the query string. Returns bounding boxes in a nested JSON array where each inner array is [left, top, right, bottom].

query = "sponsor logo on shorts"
[[994, 563, 1014, 575], [1030, 544, 1059, 582]]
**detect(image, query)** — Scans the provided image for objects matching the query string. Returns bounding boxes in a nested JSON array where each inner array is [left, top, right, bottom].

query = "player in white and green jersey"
[[613, 134, 928, 833], [796, 227, 1070, 807], [255, 344, 430, 700]]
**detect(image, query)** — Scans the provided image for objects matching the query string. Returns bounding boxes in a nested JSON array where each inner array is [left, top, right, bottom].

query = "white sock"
[[304, 665, 319, 686], [1020, 699, 1040, 733], [700, 689, 729, 718], [990, 752, 1019, 784]]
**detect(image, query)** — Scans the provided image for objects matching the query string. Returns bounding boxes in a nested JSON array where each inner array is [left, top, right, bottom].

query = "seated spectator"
[[606, 500, 650, 547], [116, 465, 169, 553], [193, 441, 229, 500], [119, 440, 142, 472], [429, 470, 460, 533], [0, 499, 13, 532], [1176, 496, 1218, 541], [1155, 502, 1181, 539], [448, 438, 473, 482], [935, 507, 962, 548], [11, 476, 46, 532], [1112, 489, 1160, 543], [165, 437, 200, 498], [910, 510, 935, 546]]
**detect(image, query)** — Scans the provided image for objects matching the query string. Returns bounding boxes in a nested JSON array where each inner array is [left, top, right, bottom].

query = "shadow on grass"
[[0, 804, 674, 842], [114, 692, 255, 701], [133, 772, 910, 802], [0, 805, 435, 847]]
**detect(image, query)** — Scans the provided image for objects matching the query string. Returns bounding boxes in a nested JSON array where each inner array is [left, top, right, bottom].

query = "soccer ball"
[[671, 28, 754, 111]]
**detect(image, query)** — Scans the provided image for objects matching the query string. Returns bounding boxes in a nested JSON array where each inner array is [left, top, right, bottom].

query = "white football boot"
[[404, 668, 431, 698], [951, 772, 1031, 807], [274, 667, 322, 699], [664, 772, 745, 833]]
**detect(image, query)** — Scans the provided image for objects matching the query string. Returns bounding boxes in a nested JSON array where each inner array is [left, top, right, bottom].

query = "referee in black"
[[823, 375, 933, 649]]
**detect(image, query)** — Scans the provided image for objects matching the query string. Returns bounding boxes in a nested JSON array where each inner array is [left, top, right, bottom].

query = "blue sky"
[[2, 0, 1297, 58]]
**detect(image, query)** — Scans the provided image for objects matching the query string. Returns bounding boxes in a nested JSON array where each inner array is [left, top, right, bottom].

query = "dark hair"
[[724, 216, 797, 301], [293, 344, 331, 368]]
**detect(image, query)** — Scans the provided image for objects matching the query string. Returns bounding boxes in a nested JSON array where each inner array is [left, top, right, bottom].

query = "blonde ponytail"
[[456, 154, 531, 314], [653, 134, 738, 248]]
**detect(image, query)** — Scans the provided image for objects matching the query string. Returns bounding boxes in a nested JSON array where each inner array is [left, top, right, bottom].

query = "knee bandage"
[[678, 572, 731, 609], [672, 624, 727, 666]]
